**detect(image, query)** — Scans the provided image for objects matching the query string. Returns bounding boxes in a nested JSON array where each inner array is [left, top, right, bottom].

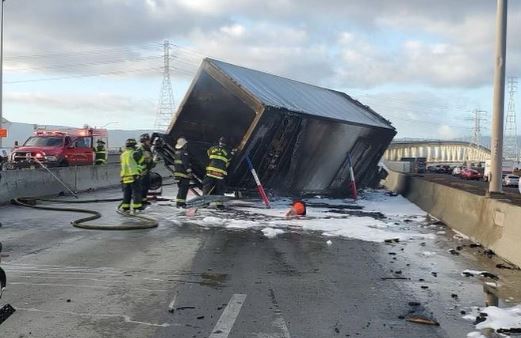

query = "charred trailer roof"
[[167, 58, 396, 197]]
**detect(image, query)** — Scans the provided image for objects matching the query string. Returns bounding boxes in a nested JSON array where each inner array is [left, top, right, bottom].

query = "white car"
[[452, 167, 462, 176], [503, 174, 519, 187]]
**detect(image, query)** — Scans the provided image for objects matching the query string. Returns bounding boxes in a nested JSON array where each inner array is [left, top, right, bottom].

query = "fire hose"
[[12, 197, 159, 230], [10, 159, 160, 230]]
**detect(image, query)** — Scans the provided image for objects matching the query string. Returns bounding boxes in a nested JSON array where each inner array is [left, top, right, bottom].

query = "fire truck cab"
[[9, 127, 108, 168]]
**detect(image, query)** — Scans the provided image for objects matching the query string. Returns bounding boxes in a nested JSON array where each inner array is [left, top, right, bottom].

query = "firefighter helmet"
[[140, 133, 151, 143], [125, 138, 137, 148], [175, 137, 188, 150]]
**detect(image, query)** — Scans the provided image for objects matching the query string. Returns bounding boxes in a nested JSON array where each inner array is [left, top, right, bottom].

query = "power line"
[[4, 66, 161, 84], [4, 42, 163, 60], [8, 55, 163, 73]]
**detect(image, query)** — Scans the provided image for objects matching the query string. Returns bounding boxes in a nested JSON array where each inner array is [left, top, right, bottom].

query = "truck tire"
[[59, 159, 69, 167]]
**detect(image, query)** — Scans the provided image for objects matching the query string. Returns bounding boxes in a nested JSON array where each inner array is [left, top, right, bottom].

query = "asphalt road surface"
[[1, 186, 520, 338]]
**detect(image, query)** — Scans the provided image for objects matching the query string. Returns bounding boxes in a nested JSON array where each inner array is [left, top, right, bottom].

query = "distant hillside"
[[1, 119, 155, 149]]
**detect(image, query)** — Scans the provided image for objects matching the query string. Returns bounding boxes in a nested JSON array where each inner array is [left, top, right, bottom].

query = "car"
[[452, 166, 462, 176], [503, 174, 519, 187], [437, 165, 451, 174], [427, 165, 438, 173], [461, 168, 482, 180]]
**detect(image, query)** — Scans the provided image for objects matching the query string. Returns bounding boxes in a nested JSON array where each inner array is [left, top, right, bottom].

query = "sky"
[[2, 0, 521, 139]]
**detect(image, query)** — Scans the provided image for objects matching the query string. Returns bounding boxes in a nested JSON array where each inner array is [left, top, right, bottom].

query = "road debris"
[[448, 249, 460, 255], [461, 270, 499, 280], [402, 302, 439, 326], [483, 249, 495, 258], [406, 314, 440, 326], [496, 263, 519, 270]]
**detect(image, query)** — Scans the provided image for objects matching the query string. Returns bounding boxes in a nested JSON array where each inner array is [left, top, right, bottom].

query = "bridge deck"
[[415, 173, 521, 205]]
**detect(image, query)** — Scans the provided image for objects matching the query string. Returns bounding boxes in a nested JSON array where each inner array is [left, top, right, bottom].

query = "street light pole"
[[489, 0, 508, 194], [0, 0, 4, 148]]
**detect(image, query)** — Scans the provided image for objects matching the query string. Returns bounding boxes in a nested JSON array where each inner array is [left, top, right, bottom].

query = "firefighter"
[[94, 139, 108, 165], [119, 138, 144, 213], [203, 136, 233, 209], [137, 133, 155, 205], [173, 137, 192, 208]]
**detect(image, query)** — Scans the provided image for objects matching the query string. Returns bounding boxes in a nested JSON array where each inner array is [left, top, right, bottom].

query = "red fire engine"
[[9, 127, 108, 168]]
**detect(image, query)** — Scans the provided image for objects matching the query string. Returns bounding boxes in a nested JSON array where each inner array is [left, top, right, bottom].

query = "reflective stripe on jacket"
[[206, 146, 230, 179], [173, 149, 191, 178], [94, 146, 107, 163], [137, 145, 154, 174], [120, 148, 142, 183]]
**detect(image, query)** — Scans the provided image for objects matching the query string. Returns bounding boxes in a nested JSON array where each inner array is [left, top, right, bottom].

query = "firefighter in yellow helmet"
[[119, 138, 144, 213], [202, 136, 233, 209]]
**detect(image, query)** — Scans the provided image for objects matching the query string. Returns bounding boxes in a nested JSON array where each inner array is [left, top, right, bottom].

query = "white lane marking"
[[273, 317, 291, 338], [209, 294, 247, 338], [168, 293, 177, 312], [16, 307, 173, 328]]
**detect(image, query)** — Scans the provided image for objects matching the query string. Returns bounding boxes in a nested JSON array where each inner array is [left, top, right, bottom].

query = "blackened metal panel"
[[229, 108, 396, 196]]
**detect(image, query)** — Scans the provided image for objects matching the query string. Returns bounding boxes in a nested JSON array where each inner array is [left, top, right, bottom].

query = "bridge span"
[[384, 140, 491, 163]]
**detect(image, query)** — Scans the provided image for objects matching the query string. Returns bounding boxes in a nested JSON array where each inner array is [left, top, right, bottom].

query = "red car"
[[9, 128, 107, 168], [461, 168, 482, 180]]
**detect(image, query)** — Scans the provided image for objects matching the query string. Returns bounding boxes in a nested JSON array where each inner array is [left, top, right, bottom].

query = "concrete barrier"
[[384, 170, 521, 267], [0, 164, 172, 204]]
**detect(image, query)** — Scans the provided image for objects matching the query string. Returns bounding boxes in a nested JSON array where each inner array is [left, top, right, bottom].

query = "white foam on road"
[[167, 190, 436, 243], [464, 305, 521, 336], [358, 190, 427, 217], [266, 217, 424, 243], [467, 333, 486, 338], [261, 227, 285, 238]]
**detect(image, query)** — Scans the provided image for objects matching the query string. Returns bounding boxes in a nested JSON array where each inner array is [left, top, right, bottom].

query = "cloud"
[[1, 0, 520, 134], [437, 125, 458, 139], [5, 91, 156, 129], [3, 0, 520, 89]]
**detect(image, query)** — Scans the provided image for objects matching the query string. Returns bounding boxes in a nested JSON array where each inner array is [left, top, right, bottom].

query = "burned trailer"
[[167, 58, 396, 196]]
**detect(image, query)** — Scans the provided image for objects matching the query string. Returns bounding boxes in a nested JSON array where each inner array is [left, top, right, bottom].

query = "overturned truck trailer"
[[166, 58, 396, 196]]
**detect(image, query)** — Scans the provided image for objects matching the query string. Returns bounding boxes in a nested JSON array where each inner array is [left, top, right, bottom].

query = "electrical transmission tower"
[[464, 109, 487, 163], [467, 109, 487, 147], [504, 77, 519, 161], [154, 40, 176, 132]]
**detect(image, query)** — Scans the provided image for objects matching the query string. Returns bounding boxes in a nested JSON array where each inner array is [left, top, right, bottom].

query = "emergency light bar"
[[33, 128, 108, 137]]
